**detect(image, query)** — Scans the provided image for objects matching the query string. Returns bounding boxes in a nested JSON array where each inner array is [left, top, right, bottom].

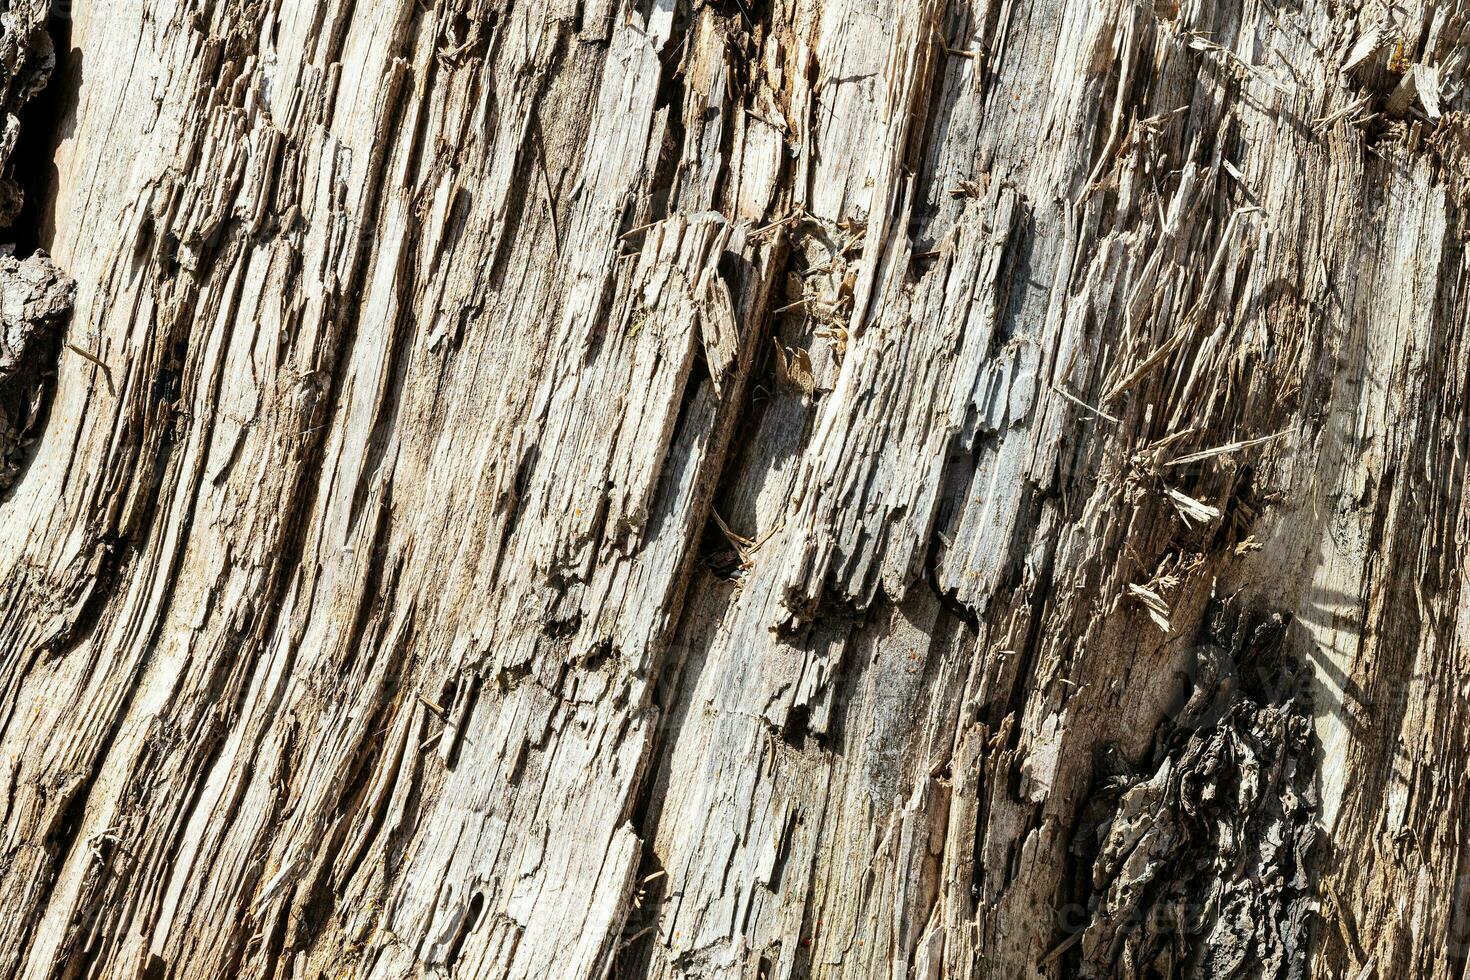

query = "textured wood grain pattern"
[[2, 0, 1469, 977]]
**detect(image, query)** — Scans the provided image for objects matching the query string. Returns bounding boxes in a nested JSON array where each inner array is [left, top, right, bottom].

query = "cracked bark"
[[0, 0, 73, 495], [2, 1, 1469, 979]]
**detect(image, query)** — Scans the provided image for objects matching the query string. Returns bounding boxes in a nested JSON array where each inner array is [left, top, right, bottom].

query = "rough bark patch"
[[1067, 602, 1320, 979]]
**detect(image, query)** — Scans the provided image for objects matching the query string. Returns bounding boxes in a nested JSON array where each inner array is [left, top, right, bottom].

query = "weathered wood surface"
[[2, 0, 1469, 977]]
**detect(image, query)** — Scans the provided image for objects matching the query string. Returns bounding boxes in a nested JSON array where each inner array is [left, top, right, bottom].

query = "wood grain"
[[1, 1, 1467, 977]]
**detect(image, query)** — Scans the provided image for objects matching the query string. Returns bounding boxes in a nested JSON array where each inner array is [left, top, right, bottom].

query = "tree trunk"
[[1, 0, 1466, 977]]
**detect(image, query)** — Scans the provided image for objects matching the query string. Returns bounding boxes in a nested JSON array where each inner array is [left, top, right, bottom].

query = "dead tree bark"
[[1, 0, 1467, 977]]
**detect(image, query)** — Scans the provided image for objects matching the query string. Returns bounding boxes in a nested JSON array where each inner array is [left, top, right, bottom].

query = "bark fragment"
[[0, 0, 71, 493], [0, 250, 73, 491], [1071, 602, 1319, 979]]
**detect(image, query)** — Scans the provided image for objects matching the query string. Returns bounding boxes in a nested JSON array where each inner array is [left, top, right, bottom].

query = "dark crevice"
[[443, 891, 486, 971], [10, 9, 74, 255], [632, 2, 691, 229]]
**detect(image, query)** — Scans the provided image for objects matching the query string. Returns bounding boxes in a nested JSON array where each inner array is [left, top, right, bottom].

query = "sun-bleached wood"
[[1, 0, 1468, 978]]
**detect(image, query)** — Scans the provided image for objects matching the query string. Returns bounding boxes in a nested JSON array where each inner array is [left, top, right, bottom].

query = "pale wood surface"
[[0, 0, 1466, 977]]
